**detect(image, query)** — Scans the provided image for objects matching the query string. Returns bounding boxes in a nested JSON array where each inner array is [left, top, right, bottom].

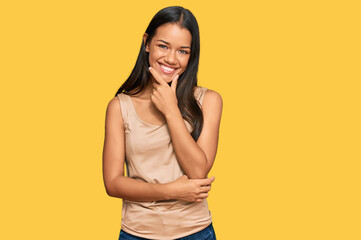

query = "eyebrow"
[[156, 39, 191, 49]]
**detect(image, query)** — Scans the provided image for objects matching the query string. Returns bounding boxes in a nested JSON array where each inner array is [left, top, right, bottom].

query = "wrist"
[[165, 106, 181, 121], [162, 182, 175, 200]]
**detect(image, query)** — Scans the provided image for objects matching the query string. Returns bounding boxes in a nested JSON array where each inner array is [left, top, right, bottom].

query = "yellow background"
[[1, 0, 360, 239]]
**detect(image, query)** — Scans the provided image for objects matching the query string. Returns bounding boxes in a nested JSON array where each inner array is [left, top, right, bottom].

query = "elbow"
[[106, 185, 123, 198], [199, 167, 209, 179], [106, 190, 112, 197], [187, 171, 207, 179], [104, 178, 118, 197], [105, 184, 115, 197], [104, 177, 126, 198], [187, 162, 209, 179], [194, 173, 208, 179], [194, 156, 210, 179]]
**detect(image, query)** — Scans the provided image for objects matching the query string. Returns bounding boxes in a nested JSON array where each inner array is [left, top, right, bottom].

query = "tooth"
[[161, 64, 174, 71]]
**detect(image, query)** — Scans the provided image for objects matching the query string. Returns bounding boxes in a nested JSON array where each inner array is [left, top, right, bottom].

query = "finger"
[[200, 176, 215, 186], [149, 67, 167, 86], [198, 193, 209, 199], [171, 74, 178, 93], [150, 90, 159, 99], [152, 82, 160, 90], [209, 176, 215, 183], [200, 186, 211, 193]]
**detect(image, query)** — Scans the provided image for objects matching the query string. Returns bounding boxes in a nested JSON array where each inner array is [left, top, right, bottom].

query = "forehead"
[[153, 23, 191, 46]]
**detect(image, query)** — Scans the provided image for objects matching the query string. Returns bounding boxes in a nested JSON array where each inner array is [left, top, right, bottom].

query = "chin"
[[160, 73, 176, 83]]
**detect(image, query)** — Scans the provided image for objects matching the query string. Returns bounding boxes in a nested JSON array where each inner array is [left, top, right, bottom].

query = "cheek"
[[152, 46, 164, 56], [181, 58, 190, 68], [149, 52, 158, 60], [184, 54, 191, 63], [148, 48, 160, 59]]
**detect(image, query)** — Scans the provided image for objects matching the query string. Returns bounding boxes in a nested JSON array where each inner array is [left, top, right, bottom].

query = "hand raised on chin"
[[148, 66, 179, 117]]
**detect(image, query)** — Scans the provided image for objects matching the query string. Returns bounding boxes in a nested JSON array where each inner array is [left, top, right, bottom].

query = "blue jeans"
[[118, 223, 216, 240]]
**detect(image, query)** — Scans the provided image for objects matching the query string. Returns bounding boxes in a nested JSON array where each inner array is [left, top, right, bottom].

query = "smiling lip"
[[158, 62, 177, 74]]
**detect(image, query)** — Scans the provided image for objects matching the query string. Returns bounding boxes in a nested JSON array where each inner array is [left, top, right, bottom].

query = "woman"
[[103, 6, 223, 240]]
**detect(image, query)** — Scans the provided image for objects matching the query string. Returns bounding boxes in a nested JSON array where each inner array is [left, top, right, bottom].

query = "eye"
[[179, 50, 189, 54], [158, 44, 167, 49]]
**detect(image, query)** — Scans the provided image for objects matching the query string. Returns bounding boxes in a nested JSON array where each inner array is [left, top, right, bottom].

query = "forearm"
[[165, 108, 208, 179], [107, 175, 173, 201]]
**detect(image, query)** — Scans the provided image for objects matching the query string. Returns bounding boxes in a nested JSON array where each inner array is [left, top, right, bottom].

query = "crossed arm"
[[102, 88, 222, 202]]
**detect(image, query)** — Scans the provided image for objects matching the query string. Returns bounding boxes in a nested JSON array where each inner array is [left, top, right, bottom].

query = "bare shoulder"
[[105, 95, 124, 124], [201, 88, 223, 125], [203, 88, 223, 108], [107, 95, 120, 112]]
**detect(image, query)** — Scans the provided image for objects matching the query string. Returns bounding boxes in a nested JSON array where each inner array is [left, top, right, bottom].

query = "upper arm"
[[196, 89, 223, 175], [102, 96, 126, 195]]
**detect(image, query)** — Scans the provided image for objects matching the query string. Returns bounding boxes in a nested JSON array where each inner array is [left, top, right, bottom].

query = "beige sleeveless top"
[[117, 86, 212, 239]]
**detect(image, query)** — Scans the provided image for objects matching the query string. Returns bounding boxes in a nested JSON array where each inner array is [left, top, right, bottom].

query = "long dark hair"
[[115, 6, 203, 141]]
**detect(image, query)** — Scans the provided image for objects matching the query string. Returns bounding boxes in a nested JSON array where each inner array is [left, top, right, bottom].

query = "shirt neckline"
[[126, 94, 167, 128]]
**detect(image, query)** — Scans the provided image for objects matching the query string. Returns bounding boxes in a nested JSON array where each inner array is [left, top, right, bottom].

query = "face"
[[144, 23, 192, 83]]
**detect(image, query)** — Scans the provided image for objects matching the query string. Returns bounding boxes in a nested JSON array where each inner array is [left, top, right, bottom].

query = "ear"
[[143, 33, 149, 52]]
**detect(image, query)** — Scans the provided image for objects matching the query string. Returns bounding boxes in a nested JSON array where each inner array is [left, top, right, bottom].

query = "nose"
[[165, 50, 177, 65]]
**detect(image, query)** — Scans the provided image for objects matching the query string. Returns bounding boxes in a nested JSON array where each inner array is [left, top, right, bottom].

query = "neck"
[[129, 77, 156, 99]]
